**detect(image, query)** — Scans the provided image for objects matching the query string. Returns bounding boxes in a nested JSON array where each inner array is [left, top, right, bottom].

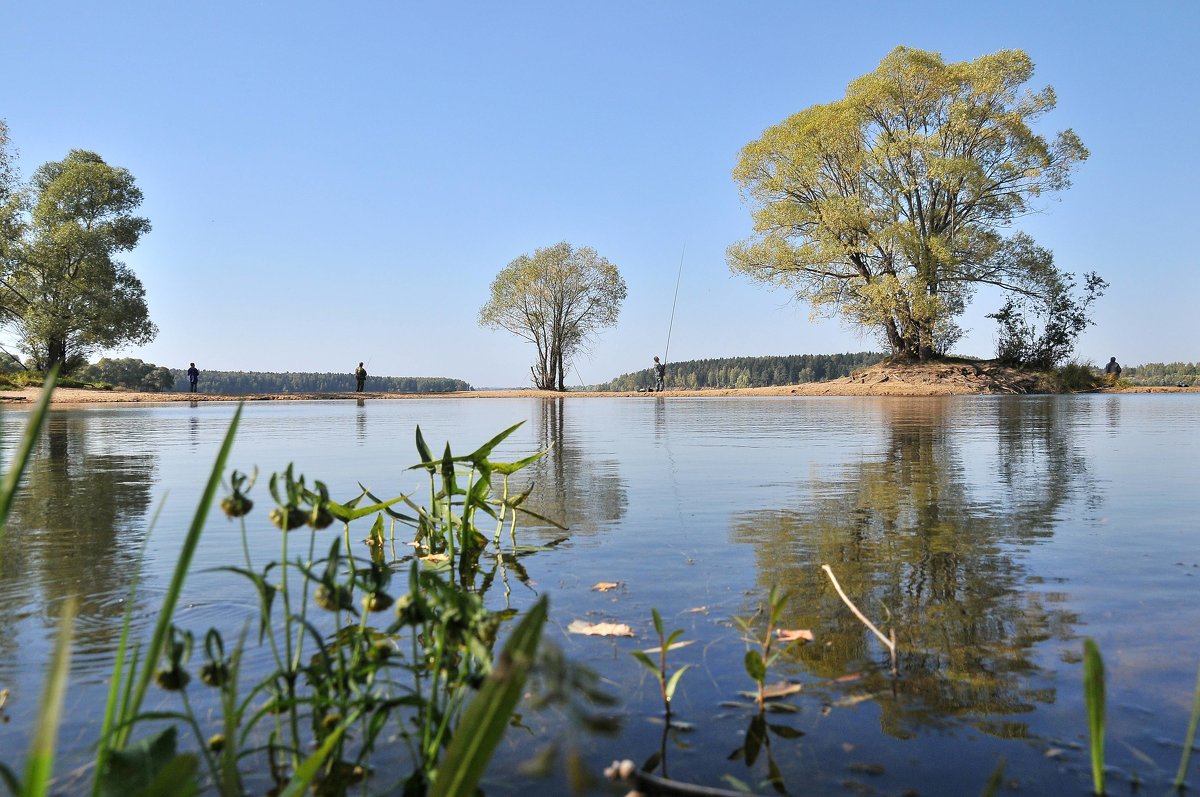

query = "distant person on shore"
[[1105, 357, 1121, 385], [653, 356, 666, 392], [355, 362, 367, 392], [187, 363, 199, 393]]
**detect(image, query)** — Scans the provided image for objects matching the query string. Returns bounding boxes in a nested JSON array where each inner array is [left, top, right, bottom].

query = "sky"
[[3, 1, 1197, 387]]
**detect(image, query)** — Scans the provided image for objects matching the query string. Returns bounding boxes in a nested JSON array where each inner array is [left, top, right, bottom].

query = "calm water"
[[1, 395, 1199, 795]]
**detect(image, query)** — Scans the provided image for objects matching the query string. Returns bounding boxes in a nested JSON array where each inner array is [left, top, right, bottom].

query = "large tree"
[[728, 47, 1089, 359], [479, 242, 626, 390], [1, 149, 155, 373]]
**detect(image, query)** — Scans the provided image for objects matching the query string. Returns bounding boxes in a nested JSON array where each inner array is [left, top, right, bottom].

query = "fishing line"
[[663, 242, 685, 365]]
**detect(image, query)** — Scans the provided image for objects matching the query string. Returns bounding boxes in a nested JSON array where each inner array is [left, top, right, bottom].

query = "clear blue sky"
[[3, 1, 1196, 387]]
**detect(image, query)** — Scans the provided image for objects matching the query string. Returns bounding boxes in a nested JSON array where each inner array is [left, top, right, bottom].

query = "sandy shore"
[[2, 361, 1192, 406]]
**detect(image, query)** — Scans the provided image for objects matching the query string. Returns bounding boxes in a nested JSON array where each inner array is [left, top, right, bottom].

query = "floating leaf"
[[420, 553, 450, 563], [776, 628, 814, 642], [643, 640, 695, 654], [567, 621, 634, 637], [592, 582, 622, 592], [738, 682, 801, 700]]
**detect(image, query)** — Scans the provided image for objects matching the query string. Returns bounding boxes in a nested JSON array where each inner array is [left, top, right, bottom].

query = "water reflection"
[[524, 398, 627, 535], [731, 399, 1094, 739], [0, 414, 156, 667]]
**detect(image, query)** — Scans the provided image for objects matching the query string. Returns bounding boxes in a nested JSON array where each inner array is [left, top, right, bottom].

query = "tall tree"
[[479, 242, 626, 390], [1, 149, 155, 372], [729, 47, 1089, 359]]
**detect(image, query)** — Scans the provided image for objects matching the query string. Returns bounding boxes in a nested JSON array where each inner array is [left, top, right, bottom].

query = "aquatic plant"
[[0, 391, 562, 796], [632, 608, 691, 719], [1083, 638, 1106, 795]]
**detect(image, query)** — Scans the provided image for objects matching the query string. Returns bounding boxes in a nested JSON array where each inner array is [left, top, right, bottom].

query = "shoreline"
[[2, 383, 1192, 407]]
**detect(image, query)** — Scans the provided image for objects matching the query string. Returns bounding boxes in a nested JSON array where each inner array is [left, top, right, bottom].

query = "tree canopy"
[[728, 47, 1089, 359], [0, 146, 156, 373], [479, 242, 626, 390]]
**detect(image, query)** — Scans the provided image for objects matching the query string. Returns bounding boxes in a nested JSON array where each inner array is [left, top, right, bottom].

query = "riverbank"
[[0, 360, 1192, 404]]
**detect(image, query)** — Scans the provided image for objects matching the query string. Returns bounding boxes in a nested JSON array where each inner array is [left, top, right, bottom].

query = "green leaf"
[[490, 446, 550, 475], [122, 406, 242, 747], [276, 712, 359, 797], [664, 665, 690, 703], [744, 650, 766, 684], [100, 727, 187, 797], [630, 651, 660, 677], [1173, 660, 1200, 790], [324, 493, 407, 522], [1083, 638, 1105, 796], [431, 596, 548, 797], [464, 421, 525, 465], [979, 757, 1006, 797], [651, 608, 664, 637], [415, 426, 435, 470], [21, 596, 75, 797]]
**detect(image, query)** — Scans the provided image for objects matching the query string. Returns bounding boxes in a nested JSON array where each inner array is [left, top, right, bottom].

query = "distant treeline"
[[594, 352, 886, 391], [1120, 361, 1198, 387], [170, 369, 472, 394]]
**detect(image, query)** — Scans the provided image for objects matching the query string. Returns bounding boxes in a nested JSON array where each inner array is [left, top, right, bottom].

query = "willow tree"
[[479, 242, 626, 390], [728, 47, 1089, 359], [1, 149, 155, 372]]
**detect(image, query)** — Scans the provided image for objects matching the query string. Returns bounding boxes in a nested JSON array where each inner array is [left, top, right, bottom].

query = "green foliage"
[[734, 587, 797, 711], [596, 351, 884, 391], [77, 358, 175, 391], [1057, 360, 1104, 392], [166, 368, 471, 394], [479, 242, 626, 390], [988, 262, 1107, 369], [0, 147, 155, 373], [1122, 361, 1199, 387], [729, 47, 1088, 359]]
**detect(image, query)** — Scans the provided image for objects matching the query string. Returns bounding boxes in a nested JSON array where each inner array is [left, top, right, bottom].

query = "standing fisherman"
[[653, 356, 666, 392], [186, 362, 200, 393], [354, 362, 367, 392]]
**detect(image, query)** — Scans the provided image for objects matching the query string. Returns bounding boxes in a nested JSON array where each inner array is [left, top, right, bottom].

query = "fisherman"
[[187, 362, 200, 393], [1104, 357, 1121, 385], [653, 356, 666, 392], [354, 362, 367, 392]]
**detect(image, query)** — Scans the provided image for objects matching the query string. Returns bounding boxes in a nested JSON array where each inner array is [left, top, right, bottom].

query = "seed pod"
[[363, 591, 393, 613], [394, 593, 430, 625], [314, 583, 353, 612], [208, 734, 225, 752], [322, 713, 342, 731], [155, 667, 190, 692], [220, 493, 253, 518], [308, 505, 334, 530], [199, 661, 229, 688], [370, 640, 392, 662], [269, 506, 306, 531]]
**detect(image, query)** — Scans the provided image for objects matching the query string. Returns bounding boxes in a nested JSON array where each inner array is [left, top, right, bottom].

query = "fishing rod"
[[663, 242, 685, 365]]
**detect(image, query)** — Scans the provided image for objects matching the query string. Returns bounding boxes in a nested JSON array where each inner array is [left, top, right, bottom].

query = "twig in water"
[[821, 564, 898, 677], [605, 759, 762, 796]]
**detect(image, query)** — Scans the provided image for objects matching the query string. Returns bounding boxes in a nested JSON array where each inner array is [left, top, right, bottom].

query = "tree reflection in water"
[[0, 413, 155, 665], [730, 398, 1095, 740], [522, 397, 628, 538]]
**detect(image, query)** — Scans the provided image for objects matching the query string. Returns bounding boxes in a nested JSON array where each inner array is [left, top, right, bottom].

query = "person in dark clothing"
[[1104, 357, 1121, 385], [355, 362, 367, 392], [187, 363, 199, 393], [653, 356, 666, 392]]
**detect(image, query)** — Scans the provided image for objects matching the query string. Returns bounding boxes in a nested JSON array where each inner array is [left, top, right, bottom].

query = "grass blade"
[[120, 404, 243, 747], [431, 596, 548, 797], [1173, 659, 1200, 790], [1083, 638, 1106, 796], [21, 597, 76, 797], [276, 712, 358, 797]]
